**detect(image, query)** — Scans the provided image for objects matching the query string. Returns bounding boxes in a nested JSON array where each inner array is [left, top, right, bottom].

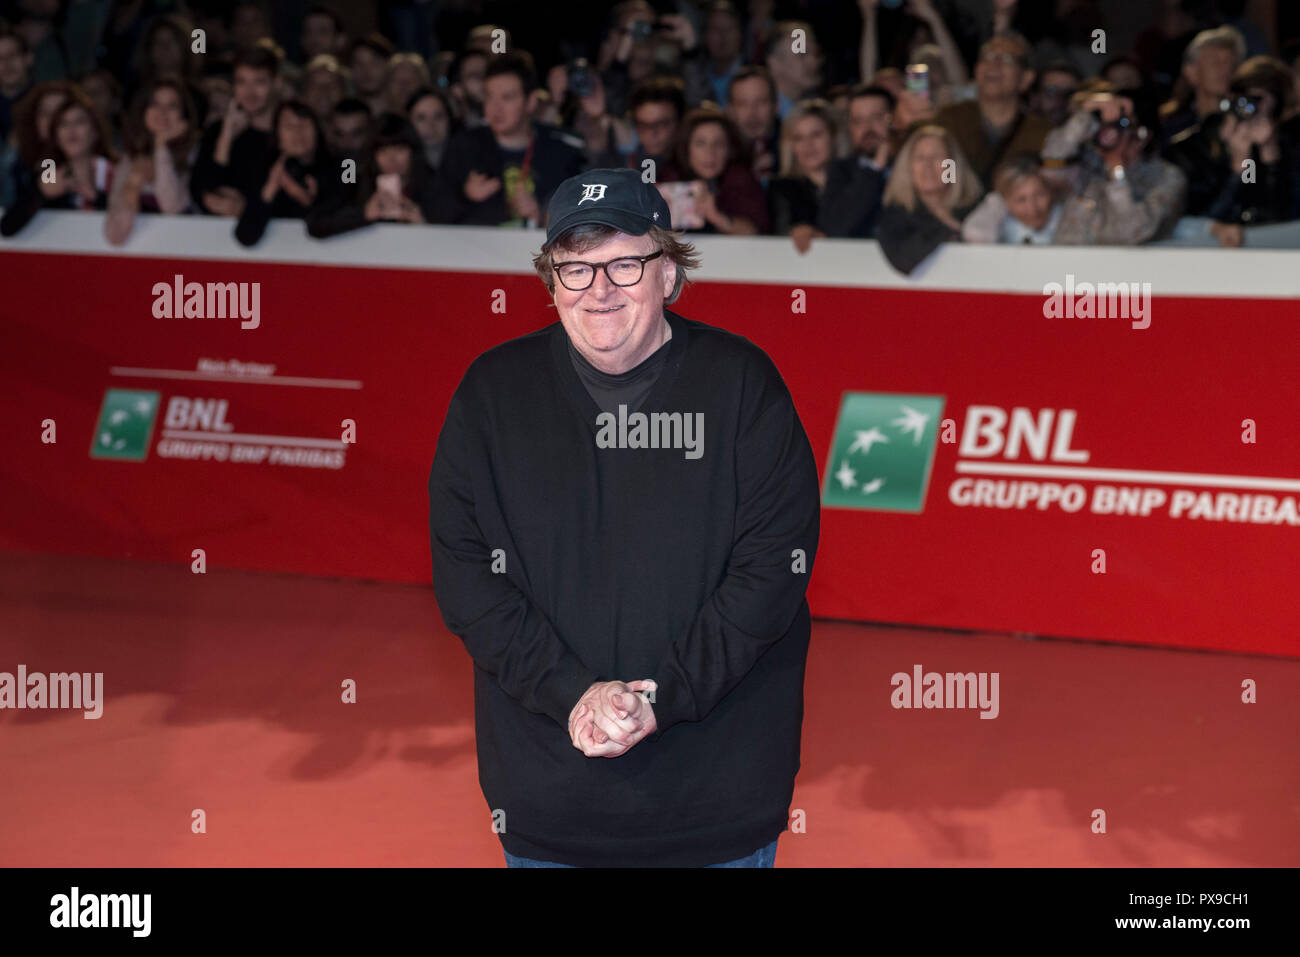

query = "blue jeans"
[[504, 838, 778, 868]]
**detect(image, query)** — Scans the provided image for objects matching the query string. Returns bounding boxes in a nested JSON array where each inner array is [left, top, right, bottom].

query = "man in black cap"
[[428, 168, 820, 867]]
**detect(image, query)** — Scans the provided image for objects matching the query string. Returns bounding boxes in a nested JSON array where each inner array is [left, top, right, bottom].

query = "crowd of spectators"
[[1, 0, 1297, 273]]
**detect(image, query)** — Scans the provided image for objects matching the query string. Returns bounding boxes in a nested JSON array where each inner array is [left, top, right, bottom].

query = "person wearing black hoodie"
[[235, 99, 335, 246], [428, 169, 820, 867]]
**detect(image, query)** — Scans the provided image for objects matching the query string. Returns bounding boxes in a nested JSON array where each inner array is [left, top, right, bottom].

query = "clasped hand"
[[568, 680, 657, 758]]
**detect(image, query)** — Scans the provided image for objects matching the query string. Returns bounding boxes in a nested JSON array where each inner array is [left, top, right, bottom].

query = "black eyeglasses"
[[553, 250, 663, 291]]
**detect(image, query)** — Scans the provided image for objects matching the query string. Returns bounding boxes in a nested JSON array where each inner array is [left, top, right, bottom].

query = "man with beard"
[[818, 83, 893, 238]]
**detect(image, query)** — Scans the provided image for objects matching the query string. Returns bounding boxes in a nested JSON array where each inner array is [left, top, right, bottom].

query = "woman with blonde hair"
[[877, 123, 982, 275], [769, 98, 843, 250]]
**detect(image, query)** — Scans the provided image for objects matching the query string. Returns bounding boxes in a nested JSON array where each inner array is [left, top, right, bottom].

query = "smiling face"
[[975, 37, 1029, 100], [909, 132, 949, 198], [1004, 174, 1052, 231], [552, 230, 675, 374]]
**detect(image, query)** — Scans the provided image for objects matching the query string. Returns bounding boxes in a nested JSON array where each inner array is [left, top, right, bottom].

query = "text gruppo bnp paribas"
[[155, 395, 345, 469], [948, 406, 1300, 526]]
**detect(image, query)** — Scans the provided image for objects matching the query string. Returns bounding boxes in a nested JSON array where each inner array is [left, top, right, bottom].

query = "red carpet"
[[1, 551, 1295, 866]]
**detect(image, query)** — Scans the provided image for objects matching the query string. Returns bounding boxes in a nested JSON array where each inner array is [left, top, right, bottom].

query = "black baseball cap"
[[545, 168, 671, 244]]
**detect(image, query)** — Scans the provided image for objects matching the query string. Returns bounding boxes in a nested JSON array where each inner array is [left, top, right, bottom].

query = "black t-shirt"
[[566, 331, 672, 415]]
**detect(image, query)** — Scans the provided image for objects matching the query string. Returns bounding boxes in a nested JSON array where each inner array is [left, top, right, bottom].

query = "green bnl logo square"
[[822, 392, 945, 512], [90, 389, 160, 462]]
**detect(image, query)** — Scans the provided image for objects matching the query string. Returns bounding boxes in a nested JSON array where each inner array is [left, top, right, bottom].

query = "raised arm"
[[908, 0, 970, 85], [859, 0, 879, 83]]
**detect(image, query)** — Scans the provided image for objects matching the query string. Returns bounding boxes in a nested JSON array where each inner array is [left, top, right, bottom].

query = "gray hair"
[[1183, 26, 1246, 67]]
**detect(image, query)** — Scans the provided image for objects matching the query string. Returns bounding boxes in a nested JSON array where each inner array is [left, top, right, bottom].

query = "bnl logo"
[[90, 389, 160, 462], [822, 392, 944, 512]]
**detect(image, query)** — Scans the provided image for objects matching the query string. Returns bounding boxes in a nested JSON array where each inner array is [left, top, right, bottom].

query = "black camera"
[[567, 58, 594, 99], [628, 20, 654, 41], [1091, 111, 1133, 150], [1220, 94, 1263, 121]]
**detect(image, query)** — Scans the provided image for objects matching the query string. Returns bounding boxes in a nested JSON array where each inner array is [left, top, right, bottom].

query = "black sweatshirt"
[[234, 151, 338, 247], [877, 201, 975, 276], [567, 333, 671, 414], [428, 308, 821, 866], [189, 122, 275, 213]]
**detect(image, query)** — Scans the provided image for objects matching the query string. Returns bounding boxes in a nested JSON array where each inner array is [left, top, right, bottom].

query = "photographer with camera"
[[597, 1, 684, 120], [1041, 83, 1186, 246], [1165, 56, 1298, 248], [1158, 26, 1245, 147], [546, 58, 636, 171]]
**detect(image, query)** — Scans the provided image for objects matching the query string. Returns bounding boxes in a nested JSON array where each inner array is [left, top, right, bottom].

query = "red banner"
[[3, 222, 1297, 657]]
